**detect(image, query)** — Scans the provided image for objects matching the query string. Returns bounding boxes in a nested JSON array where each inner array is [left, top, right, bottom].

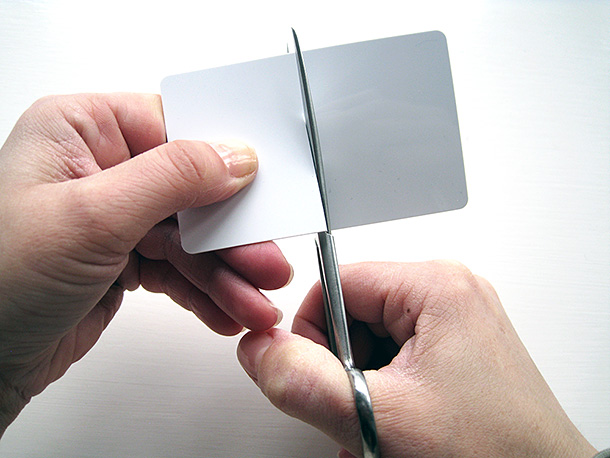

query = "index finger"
[[62, 93, 167, 168], [292, 261, 475, 348], [18, 93, 166, 172]]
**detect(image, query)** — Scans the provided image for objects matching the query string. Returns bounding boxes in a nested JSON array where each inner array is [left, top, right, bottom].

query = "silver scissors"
[[292, 29, 380, 458]]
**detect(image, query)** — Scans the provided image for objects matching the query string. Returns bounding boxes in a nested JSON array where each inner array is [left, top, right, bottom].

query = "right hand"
[[238, 261, 596, 458]]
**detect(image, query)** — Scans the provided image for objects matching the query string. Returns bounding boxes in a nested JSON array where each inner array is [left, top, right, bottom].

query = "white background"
[[1, 1, 608, 456]]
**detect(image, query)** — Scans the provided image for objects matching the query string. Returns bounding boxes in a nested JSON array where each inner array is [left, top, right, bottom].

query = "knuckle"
[[27, 95, 83, 125], [159, 140, 233, 206], [195, 257, 229, 296], [64, 182, 134, 253], [28, 94, 65, 114], [416, 260, 488, 323], [163, 140, 215, 185], [14, 96, 67, 136], [431, 260, 480, 298]]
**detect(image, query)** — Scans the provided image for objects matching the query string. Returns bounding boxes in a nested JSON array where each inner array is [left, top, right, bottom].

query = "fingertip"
[[211, 321, 246, 337], [217, 241, 293, 291], [238, 330, 365, 454], [237, 328, 285, 382], [237, 332, 266, 381]]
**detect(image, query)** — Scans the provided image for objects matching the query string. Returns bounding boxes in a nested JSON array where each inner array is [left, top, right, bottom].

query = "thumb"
[[237, 328, 365, 456], [76, 139, 257, 245]]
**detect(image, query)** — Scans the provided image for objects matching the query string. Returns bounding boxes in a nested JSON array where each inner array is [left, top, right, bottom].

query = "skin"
[[0, 93, 292, 436], [0, 93, 598, 457], [238, 261, 597, 458]]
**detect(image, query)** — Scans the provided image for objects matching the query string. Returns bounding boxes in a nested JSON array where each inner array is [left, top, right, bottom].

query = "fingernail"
[[282, 264, 295, 289], [237, 331, 274, 381], [210, 140, 258, 178], [274, 308, 284, 327]]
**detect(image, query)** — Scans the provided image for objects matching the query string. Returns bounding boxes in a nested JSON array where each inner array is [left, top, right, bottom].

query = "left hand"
[[0, 94, 292, 435]]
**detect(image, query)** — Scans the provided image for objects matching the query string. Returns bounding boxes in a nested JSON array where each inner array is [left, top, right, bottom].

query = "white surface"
[[0, 1, 608, 456]]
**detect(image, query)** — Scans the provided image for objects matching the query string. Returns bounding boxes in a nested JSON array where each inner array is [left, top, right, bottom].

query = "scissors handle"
[[347, 367, 379, 458], [315, 231, 380, 458]]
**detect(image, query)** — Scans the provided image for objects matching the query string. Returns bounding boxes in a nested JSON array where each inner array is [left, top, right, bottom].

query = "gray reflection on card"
[[305, 31, 467, 230]]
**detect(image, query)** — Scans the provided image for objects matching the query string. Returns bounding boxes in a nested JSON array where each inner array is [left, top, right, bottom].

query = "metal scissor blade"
[[315, 238, 337, 357], [293, 29, 380, 458], [316, 232, 353, 366], [316, 233, 379, 458], [293, 29, 350, 365], [292, 28, 330, 229]]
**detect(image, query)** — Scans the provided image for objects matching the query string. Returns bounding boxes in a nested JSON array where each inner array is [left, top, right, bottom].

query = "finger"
[[138, 219, 293, 291], [292, 280, 400, 370], [23, 284, 125, 397], [73, 93, 168, 164], [292, 262, 408, 346], [71, 138, 258, 250], [293, 261, 456, 348], [5, 94, 167, 178], [139, 258, 243, 335], [216, 242, 293, 291], [137, 220, 282, 331], [50, 93, 167, 166], [291, 280, 331, 347], [114, 251, 141, 291], [237, 329, 365, 456]]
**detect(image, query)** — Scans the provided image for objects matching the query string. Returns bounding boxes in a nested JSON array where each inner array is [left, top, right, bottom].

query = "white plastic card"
[[161, 31, 467, 254]]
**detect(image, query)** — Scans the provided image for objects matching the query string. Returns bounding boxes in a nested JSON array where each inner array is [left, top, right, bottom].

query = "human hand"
[[238, 261, 596, 458], [0, 94, 291, 435]]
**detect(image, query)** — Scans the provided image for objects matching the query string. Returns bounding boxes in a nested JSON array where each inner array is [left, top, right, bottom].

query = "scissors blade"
[[292, 30, 380, 457], [291, 28, 331, 229], [293, 28, 350, 360], [316, 231, 354, 367]]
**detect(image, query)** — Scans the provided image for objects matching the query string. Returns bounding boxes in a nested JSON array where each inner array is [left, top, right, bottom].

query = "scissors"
[[292, 29, 380, 458]]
